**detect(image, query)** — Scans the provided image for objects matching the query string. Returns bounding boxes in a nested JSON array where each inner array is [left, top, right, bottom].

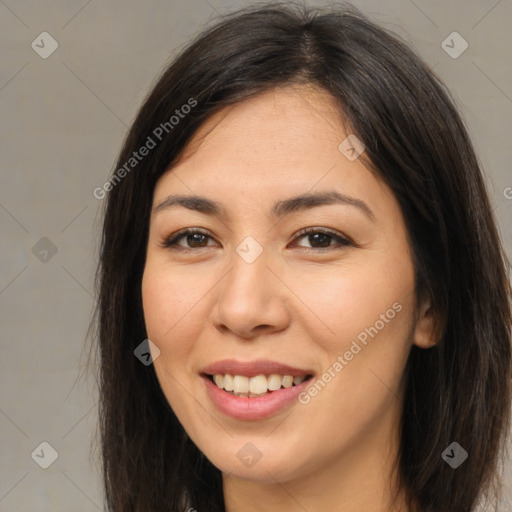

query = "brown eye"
[[293, 228, 352, 251], [300, 232, 334, 248], [163, 229, 216, 250], [162, 227, 352, 253], [183, 233, 208, 247]]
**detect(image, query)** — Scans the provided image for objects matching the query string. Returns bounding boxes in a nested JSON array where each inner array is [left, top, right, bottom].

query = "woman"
[[92, 2, 512, 511]]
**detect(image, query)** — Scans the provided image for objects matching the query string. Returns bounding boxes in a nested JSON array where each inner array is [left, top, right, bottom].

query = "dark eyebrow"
[[153, 191, 376, 222], [153, 194, 226, 217], [271, 191, 375, 221]]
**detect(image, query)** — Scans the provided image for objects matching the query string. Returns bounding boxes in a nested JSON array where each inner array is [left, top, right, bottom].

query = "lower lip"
[[202, 374, 313, 420]]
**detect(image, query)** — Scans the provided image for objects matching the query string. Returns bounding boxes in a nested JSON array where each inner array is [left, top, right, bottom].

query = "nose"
[[210, 248, 291, 339]]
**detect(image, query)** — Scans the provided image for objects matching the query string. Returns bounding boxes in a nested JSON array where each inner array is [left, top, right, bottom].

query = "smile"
[[209, 373, 310, 396], [201, 373, 314, 420]]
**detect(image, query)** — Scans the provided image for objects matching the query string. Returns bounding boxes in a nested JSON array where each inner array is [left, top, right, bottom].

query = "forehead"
[[173, 84, 345, 167], [153, 85, 391, 217]]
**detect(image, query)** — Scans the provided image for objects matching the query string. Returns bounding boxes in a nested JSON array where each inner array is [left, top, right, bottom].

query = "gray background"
[[1, 0, 511, 510]]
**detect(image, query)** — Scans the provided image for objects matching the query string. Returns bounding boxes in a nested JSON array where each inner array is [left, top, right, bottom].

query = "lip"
[[200, 358, 314, 378], [202, 373, 313, 420]]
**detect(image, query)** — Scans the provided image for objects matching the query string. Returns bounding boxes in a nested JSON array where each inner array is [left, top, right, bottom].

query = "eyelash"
[[161, 227, 353, 254]]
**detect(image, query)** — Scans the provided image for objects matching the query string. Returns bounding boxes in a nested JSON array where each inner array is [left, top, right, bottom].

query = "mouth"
[[202, 372, 315, 398], [201, 371, 315, 420], [199, 359, 316, 419]]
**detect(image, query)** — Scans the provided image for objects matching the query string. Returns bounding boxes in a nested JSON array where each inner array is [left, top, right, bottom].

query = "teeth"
[[224, 374, 234, 391], [282, 375, 293, 388], [267, 374, 282, 391], [249, 375, 268, 394], [233, 375, 249, 393], [213, 374, 224, 388], [211, 373, 308, 395]]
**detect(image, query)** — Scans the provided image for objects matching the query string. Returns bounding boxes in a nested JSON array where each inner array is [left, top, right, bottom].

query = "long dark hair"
[[90, 2, 512, 511]]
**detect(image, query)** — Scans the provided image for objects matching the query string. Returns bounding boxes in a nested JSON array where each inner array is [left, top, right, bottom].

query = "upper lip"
[[201, 359, 314, 378]]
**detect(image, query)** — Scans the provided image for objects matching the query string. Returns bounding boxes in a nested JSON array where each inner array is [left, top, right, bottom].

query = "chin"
[[201, 439, 311, 484]]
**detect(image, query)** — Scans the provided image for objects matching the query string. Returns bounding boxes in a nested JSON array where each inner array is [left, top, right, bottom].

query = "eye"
[[161, 228, 216, 250], [291, 227, 352, 252], [161, 227, 353, 252]]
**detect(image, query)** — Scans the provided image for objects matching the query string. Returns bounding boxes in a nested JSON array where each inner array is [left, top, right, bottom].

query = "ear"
[[412, 296, 437, 349]]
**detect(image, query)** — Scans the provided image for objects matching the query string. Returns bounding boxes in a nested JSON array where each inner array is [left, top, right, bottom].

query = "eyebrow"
[[153, 190, 376, 222]]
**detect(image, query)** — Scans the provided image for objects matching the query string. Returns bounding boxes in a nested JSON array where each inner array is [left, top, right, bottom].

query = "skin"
[[142, 84, 435, 512]]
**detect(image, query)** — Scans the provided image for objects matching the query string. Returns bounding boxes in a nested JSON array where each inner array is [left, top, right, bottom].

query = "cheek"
[[308, 287, 413, 412], [285, 256, 415, 355], [141, 264, 200, 363], [141, 264, 217, 444]]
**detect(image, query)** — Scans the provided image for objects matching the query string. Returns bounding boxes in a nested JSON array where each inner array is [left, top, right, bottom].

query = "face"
[[141, 84, 434, 486]]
